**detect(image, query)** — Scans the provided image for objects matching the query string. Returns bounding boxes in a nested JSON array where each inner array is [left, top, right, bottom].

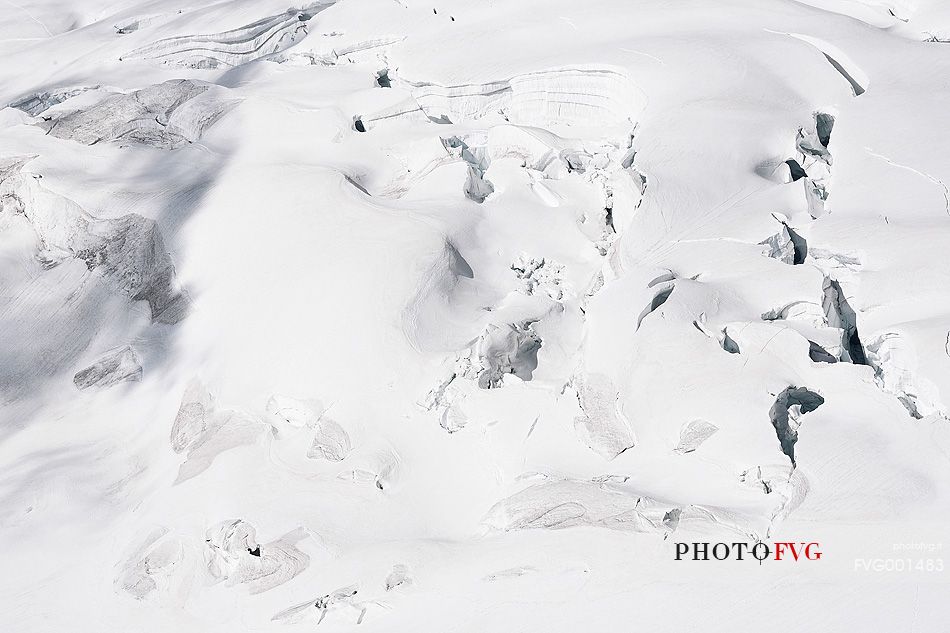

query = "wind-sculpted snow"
[[6, 0, 950, 630], [37, 80, 235, 148]]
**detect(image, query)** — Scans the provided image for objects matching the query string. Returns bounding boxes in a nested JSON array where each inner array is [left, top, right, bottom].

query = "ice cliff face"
[[3, 0, 950, 631]]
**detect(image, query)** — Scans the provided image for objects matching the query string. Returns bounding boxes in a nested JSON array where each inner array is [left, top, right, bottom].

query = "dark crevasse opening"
[[785, 223, 808, 264], [808, 340, 838, 363], [769, 386, 825, 466], [785, 159, 807, 182], [823, 277, 867, 364], [815, 112, 835, 147]]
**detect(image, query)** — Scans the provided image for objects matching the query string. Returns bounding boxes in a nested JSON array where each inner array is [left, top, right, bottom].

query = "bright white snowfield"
[[4, 0, 950, 629]]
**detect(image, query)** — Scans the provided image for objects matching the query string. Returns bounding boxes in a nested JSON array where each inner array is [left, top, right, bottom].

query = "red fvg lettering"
[[773, 542, 822, 561]]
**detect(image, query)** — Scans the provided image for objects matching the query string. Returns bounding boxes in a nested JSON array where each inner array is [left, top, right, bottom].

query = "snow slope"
[[2, 0, 950, 630]]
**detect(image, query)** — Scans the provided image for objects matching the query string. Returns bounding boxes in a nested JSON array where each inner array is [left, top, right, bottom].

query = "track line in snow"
[[2, 0, 53, 37], [866, 147, 950, 217]]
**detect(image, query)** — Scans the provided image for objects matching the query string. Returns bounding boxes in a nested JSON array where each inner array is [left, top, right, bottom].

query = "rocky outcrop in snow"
[[0, 156, 189, 323], [73, 345, 142, 390], [38, 80, 235, 148]]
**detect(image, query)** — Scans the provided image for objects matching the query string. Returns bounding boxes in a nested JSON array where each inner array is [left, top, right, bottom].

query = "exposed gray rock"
[[38, 79, 235, 148]]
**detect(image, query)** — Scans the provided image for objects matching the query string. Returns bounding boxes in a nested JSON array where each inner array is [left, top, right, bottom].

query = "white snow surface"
[[2, 0, 950, 630]]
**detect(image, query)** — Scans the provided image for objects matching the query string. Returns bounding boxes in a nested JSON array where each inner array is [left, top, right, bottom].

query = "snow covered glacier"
[[2, 0, 950, 630]]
